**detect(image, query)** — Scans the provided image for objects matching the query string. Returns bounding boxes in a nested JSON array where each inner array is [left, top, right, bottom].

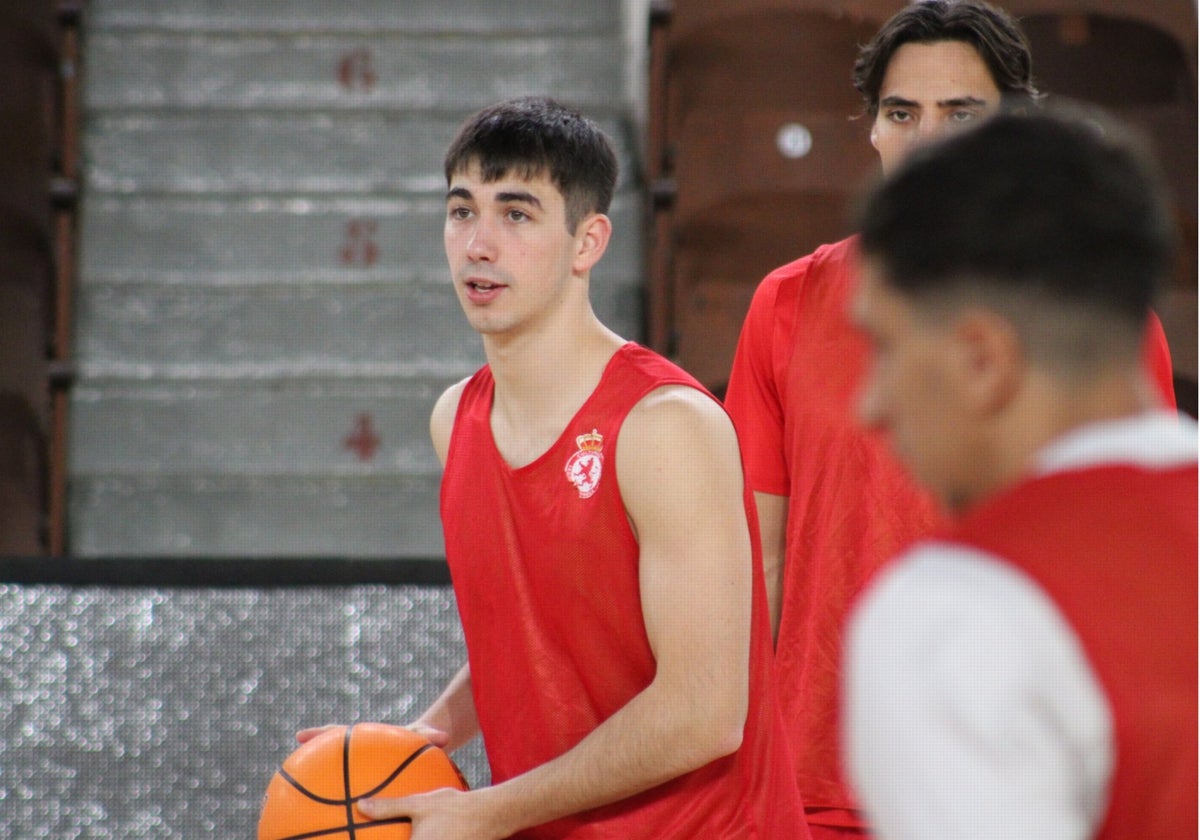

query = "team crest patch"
[[564, 429, 604, 499]]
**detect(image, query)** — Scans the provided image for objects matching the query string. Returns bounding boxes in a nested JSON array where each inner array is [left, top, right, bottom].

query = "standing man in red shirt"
[[307, 96, 807, 839], [722, 3, 1175, 836], [844, 109, 1195, 840]]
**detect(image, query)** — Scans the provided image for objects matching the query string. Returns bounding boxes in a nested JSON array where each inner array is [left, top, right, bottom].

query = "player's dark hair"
[[857, 110, 1175, 331], [852, 0, 1040, 117], [444, 96, 618, 233]]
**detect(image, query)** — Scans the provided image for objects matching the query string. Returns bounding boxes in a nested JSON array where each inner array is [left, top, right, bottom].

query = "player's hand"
[[358, 788, 504, 840], [296, 722, 450, 748], [295, 724, 339, 744], [404, 721, 451, 749]]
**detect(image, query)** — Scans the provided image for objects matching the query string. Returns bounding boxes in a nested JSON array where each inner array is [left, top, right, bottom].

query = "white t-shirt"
[[843, 412, 1197, 840]]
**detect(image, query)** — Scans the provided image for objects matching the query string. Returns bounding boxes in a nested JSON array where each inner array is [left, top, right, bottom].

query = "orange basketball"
[[258, 723, 468, 840]]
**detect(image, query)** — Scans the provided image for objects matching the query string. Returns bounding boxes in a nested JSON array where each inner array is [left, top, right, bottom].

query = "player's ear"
[[950, 308, 1023, 414], [572, 212, 612, 274]]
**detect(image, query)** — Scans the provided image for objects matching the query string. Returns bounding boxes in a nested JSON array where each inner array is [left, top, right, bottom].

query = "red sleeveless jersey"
[[952, 463, 1197, 839], [441, 342, 807, 839]]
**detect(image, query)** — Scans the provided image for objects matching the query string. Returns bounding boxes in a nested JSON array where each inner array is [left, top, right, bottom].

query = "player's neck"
[[485, 314, 626, 469], [976, 366, 1158, 507]]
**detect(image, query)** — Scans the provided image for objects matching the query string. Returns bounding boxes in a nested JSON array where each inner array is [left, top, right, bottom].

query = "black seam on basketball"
[[277, 768, 355, 805], [272, 730, 438, 840], [354, 817, 413, 831], [343, 727, 356, 840], [275, 825, 383, 840], [354, 743, 434, 801], [274, 816, 414, 840], [275, 742, 436, 806]]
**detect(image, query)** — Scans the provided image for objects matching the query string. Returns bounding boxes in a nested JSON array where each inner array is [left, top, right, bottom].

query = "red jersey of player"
[[346, 97, 806, 839]]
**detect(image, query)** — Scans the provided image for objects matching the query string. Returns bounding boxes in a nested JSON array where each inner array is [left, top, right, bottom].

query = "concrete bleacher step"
[[78, 193, 641, 285], [69, 376, 450, 477], [84, 31, 627, 112], [70, 1, 644, 558], [87, 0, 622, 34], [83, 110, 640, 195], [69, 473, 447, 557]]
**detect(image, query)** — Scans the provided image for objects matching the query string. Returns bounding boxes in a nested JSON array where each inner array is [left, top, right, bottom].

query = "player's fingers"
[[295, 724, 339, 743], [356, 794, 413, 820]]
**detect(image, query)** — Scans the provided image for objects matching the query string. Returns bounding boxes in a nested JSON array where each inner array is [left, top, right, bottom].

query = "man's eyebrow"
[[880, 95, 919, 109], [445, 187, 544, 209], [878, 95, 990, 110], [495, 190, 543, 209], [936, 95, 989, 109]]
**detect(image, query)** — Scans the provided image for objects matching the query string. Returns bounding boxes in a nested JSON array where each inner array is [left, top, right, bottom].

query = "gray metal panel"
[[87, 0, 622, 34], [77, 193, 643, 284], [0, 585, 490, 838], [83, 110, 640, 195], [83, 32, 627, 111], [67, 473, 445, 557]]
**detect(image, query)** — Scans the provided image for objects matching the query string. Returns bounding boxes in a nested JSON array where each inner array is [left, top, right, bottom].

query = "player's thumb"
[[356, 795, 410, 820]]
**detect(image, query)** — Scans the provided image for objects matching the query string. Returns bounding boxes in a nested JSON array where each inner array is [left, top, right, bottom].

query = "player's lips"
[[463, 275, 508, 303]]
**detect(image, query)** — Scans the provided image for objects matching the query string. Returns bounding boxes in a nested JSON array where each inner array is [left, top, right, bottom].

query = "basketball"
[[258, 723, 468, 840]]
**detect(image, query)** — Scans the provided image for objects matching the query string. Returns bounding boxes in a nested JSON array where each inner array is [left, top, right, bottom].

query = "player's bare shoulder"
[[617, 383, 749, 548], [619, 384, 742, 471], [430, 376, 473, 466]]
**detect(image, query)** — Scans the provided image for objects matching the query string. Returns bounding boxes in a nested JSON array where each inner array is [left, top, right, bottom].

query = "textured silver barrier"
[[0, 584, 489, 838]]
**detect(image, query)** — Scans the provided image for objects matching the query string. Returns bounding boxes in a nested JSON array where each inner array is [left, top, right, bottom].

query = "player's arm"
[[361, 385, 753, 839], [725, 271, 791, 644], [407, 662, 478, 753], [430, 376, 469, 466], [400, 378, 480, 753], [754, 491, 787, 641]]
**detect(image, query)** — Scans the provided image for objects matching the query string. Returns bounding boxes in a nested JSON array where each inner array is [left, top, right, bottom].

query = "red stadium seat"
[[647, 1, 902, 390]]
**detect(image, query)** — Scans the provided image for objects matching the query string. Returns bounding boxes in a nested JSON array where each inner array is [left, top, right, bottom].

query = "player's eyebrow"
[[446, 187, 543, 210], [879, 95, 990, 110], [880, 95, 920, 110], [936, 95, 989, 109], [494, 190, 543, 209]]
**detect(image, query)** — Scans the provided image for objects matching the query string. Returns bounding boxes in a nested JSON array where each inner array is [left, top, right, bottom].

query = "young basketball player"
[[843, 110, 1196, 839], [308, 96, 806, 839]]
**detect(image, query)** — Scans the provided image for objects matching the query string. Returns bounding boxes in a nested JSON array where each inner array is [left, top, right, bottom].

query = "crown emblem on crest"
[[565, 429, 605, 499], [575, 429, 603, 453]]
